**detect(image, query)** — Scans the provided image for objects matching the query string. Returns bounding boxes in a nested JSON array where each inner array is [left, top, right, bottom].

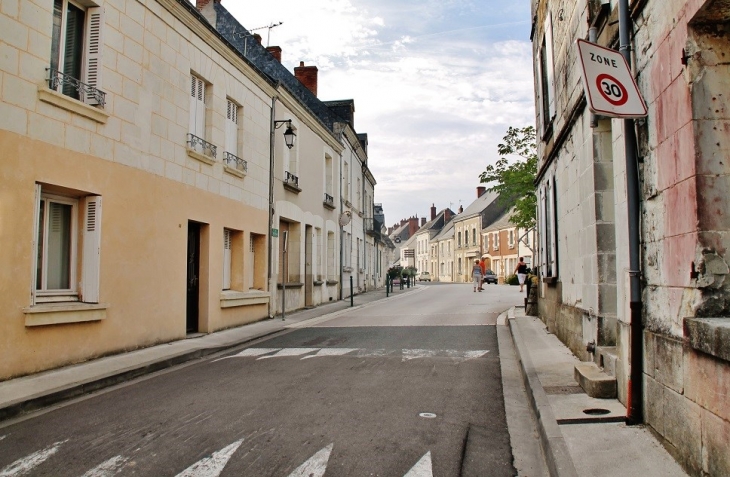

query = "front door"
[[186, 221, 201, 333]]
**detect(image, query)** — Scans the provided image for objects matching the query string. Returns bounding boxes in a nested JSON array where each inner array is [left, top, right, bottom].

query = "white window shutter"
[[223, 229, 231, 290], [189, 75, 205, 136], [84, 7, 104, 105], [81, 196, 102, 302], [545, 12, 556, 119], [247, 235, 254, 289], [226, 100, 238, 155]]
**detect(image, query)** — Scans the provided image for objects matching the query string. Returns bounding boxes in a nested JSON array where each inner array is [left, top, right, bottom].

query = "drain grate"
[[543, 385, 585, 395]]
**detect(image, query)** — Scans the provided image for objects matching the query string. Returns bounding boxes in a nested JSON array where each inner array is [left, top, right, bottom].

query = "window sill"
[[283, 182, 301, 193], [323, 201, 336, 210], [37, 86, 109, 124], [684, 318, 730, 363], [220, 290, 269, 308], [313, 280, 324, 285], [23, 302, 108, 327], [223, 165, 246, 178], [543, 276, 558, 286], [277, 282, 304, 289], [326, 280, 339, 286], [187, 147, 216, 165]]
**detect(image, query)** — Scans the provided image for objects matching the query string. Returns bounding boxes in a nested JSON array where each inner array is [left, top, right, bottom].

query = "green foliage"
[[387, 267, 402, 279], [505, 274, 520, 286], [479, 126, 538, 230], [402, 266, 418, 278]]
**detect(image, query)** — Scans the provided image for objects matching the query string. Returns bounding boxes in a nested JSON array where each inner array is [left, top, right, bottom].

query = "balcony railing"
[[323, 193, 335, 209], [223, 151, 247, 172], [365, 218, 382, 239], [285, 171, 299, 187], [47, 68, 106, 107], [187, 133, 217, 158]]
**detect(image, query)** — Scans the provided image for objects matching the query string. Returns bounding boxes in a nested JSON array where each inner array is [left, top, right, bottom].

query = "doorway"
[[186, 221, 201, 333], [305, 225, 313, 307]]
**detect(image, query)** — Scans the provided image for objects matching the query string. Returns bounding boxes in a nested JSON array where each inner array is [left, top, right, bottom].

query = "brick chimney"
[[444, 209, 451, 223], [408, 217, 419, 236], [196, 0, 220, 25], [253, 33, 263, 45], [430, 204, 436, 221], [477, 186, 486, 197], [266, 46, 282, 62], [421, 217, 427, 227], [294, 61, 318, 96]]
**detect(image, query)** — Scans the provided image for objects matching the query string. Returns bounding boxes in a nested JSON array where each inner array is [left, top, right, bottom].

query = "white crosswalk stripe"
[[403, 452, 433, 477], [174, 439, 243, 477], [0, 440, 67, 477], [80, 456, 128, 477], [286, 444, 333, 477], [216, 348, 490, 362]]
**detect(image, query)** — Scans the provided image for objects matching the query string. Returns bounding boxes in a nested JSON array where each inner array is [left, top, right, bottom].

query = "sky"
[[223, 0, 536, 228]]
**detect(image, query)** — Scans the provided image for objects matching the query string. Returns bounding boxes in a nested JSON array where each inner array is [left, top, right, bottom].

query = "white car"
[[418, 272, 432, 282]]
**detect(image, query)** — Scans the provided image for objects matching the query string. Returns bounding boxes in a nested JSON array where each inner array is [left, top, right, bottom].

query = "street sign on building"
[[576, 39, 648, 118]]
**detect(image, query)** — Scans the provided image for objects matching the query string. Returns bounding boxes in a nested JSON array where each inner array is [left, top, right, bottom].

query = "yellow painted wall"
[[0, 131, 268, 380]]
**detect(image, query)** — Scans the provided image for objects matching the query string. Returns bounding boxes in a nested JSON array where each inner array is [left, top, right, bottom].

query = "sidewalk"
[[506, 306, 688, 477], [0, 285, 417, 422]]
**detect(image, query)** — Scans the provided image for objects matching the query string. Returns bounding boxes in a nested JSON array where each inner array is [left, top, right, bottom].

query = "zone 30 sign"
[[576, 39, 648, 118]]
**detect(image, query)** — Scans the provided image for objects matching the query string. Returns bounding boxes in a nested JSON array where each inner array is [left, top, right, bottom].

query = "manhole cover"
[[543, 385, 584, 395], [583, 408, 611, 415], [419, 413, 437, 419]]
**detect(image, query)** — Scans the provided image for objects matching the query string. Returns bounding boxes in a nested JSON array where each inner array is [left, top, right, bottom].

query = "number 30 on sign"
[[576, 39, 647, 118]]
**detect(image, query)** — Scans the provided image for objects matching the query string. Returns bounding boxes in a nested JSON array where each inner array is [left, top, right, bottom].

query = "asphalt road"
[[0, 283, 523, 477]]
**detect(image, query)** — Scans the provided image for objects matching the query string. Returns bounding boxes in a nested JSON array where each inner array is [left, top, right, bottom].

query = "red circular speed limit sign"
[[596, 73, 629, 106]]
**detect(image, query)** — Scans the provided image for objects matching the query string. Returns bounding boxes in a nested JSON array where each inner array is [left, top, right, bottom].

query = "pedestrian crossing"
[[0, 438, 434, 477], [213, 347, 490, 363]]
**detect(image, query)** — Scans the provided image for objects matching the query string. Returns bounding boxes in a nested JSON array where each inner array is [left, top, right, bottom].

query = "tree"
[[479, 126, 537, 230]]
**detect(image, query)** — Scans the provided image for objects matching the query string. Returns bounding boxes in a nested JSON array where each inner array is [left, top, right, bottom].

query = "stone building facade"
[[531, 0, 730, 474]]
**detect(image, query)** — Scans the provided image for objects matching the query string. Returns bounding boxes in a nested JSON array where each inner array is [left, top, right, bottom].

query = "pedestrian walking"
[[478, 257, 486, 291], [471, 259, 483, 292], [515, 257, 528, 292]]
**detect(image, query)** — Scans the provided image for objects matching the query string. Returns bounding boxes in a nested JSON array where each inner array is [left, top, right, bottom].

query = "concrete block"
[[684, 317, 730, 363], [663, 387, 702, 475], [574, 362, 617, 398], [0, 101, 27, 136], [0, 15, 28, 50], [685, 347, 730, 422], [702, 408, 730, 477], [644, 374, 665, 436], [654, 334, 684, 393], [28, 112, 64, 146]]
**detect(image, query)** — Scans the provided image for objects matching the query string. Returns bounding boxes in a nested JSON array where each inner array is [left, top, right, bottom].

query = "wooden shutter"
[[223, 229, 231, 290], [81, 196, 102, 302], [226, 100, 238, 155], [84, 7, 104, 105], [544, 12, 556, 119], [247, 234, 254, 289], [189, 75, 205, 136]]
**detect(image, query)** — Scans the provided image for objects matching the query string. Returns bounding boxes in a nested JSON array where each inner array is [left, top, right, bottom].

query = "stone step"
[[574, 362, 617, 399], [595, 345, 618, 377]]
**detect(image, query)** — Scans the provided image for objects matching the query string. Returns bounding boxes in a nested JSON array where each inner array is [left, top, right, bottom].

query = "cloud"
[[223, 0, 535, 225]]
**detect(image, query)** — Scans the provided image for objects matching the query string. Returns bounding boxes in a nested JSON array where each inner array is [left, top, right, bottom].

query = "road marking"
[[403, 451, 433, 477], [221, 348, 490, 362], [80, 456, 128, 477], [301, 348, 360, 359], [257, 348, 318, 360], [174, 439, 243, 477], [0, 440, 67, 477], [287, 443, 333, 477]]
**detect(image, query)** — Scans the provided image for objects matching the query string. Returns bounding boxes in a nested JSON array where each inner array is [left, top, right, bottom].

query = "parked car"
[[418, 271, 432, 282], [483, 269, 498, 284]]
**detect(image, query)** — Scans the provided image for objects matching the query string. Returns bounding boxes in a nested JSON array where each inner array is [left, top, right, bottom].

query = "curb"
[[507, 308, 579, 477]]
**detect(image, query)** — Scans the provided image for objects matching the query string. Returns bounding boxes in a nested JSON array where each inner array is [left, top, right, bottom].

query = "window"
[[343, 161, 350, 201], [458, 232, 462, 247], [49, 0, 104, 105], [327, 231, 335, 279], [537, 11, 556, 133], [226, 99, 239, 155], [493, 233, 500, 250], [509, 230, 515, 248], [472, 228, 476, 245], [539, 176, 558, 277], [34, 186, 101, 304], [324, 154, 333, 197], [223, 229, 232, 290]]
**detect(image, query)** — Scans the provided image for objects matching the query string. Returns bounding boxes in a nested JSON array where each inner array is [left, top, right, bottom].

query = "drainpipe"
[[619, 0, 644, 425], [337, 124, 345, 301], [267, 92, 278, 318]]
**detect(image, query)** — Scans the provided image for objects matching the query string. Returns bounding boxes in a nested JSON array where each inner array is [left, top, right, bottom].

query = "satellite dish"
[[394, 237, 401, 243], [339, 212, 351, 227]]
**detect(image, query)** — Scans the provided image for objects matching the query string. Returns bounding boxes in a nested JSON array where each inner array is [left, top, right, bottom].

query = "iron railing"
[[47, 68, 106, 107], [285, 171, 299, 188], [223, 151, 247, 172], [364, 218, 382, 238], [187, 133, 217, 158], [324, 193, 334, 207]]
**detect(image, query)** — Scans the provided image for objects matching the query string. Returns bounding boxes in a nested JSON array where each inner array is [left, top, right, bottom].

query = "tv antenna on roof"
[[250, 21, 283, 46]]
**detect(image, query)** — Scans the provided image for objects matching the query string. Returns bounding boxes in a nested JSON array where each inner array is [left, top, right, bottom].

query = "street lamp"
[[275, 119, 296, 149]]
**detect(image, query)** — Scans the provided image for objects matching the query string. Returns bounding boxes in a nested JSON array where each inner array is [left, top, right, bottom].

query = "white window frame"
[[50, 0, 104, 105], [189, 74, 206, 138], [223, 228, 232, 290], [33, 186, 102, 304], [225, 99, 240, 157]]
